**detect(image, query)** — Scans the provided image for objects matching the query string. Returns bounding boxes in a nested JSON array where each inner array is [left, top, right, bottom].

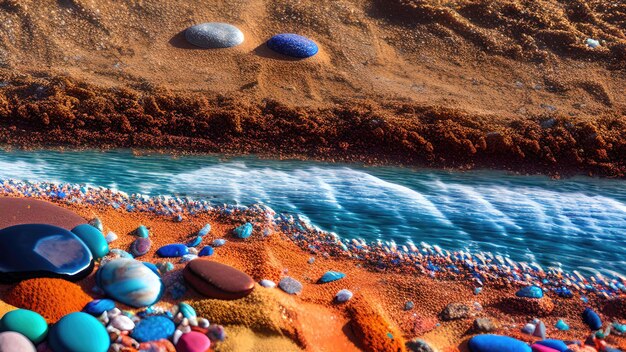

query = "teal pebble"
[[178, 302, 197, 319], [233, 223, 253, 239], [0, 309, 48, 344], [318, 271, 346, 283], [555, 319, 569, 331], [48, 312, 109, 352], [111, 249, 134, 259], [157, 262, 174, 275], [71, 224, 110, 259], [136, 225, 149, 238]]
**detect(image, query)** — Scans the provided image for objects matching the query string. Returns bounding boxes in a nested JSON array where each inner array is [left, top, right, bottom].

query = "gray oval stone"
[[185, 23, 244, 49]]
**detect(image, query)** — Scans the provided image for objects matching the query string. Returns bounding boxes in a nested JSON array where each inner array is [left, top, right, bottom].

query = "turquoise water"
[[1, 150, 625, 278]]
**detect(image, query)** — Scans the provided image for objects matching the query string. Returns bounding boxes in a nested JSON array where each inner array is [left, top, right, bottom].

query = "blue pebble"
[[213, 238, 226, 247], [318, 271, 346, 284], [233, 223, 253, 239], [555, 319, 569, 331], [535, 340, 568, 352], [187, 236, 202, 247], [468, 334, 531, 352], [582, 307, 602, 330], [516, 285, 544, 299], [267, 33, 318, 58], [130, 316, 175, 343], [198, 246, 214, 257], [613, 322, 626, 333], [156, 244, 189, 257], [198, 224, 211, 237], [83, 299, 115, 316]]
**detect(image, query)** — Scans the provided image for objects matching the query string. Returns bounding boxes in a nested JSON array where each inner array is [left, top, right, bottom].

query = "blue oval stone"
[[156, 244, 189, 257], [130, 316, 175, 342], [0, 224, 93, 283], [233, 223, 253, 239], [318, 271, 346, 284], [83, 299, 115, 316], [213, 239, 226, 247], [267, 33, 318, 58], [185, 22, 244, 49], [515, 285, 543, 299], [96, 258, 163, 308], [198, 246, 214, 257], [468, 335, 531, 352], [582, 307, 602, 330]]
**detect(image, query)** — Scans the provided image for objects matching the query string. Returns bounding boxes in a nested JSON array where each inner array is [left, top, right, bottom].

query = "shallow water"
[[1, 150, 625, 278]]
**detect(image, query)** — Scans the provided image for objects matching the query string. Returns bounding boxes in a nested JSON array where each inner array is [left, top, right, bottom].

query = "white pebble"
[[172, 329, 183, 345], [98, 311, 109, 324], [187, 247, 199, 255], [335, 289, 353, 303], [105, 231, 118, 243], [259, 279, 276, 288], [107, 308, 121, 319], [586, 38, 600, 49], [106, 325, 121, 334], [198, 318, 210, 328], [109, 315, 135, 331]]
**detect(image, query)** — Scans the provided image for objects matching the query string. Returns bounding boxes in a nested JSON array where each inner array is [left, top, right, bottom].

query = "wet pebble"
[[97, 258, 163, 308], [198, 224, 211, 236], [533, 321, 547, 339], [404, 301, 415, 311], [187, 236, 202, 247], [48, 312, 109, 352], [516, 285, 543, 299], [555, 319, 569, 331], [105, 231, 118, 243], [180, 254, 198, 263], [0, 309, 48, 344], [212, 238, 226, 247], [582, 307, 602, 330], [135, 225, 149, 238], [468, 334, 531, 352]]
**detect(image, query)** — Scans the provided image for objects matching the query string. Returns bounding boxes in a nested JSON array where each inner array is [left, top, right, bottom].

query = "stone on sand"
[[185, 23, 244, 49]]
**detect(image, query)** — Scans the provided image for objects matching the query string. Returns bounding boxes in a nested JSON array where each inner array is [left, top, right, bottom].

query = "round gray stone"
[[185, 23, 244, 49]]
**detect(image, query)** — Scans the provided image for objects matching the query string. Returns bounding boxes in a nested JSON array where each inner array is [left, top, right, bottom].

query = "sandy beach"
[[0, 189, 624, 351]]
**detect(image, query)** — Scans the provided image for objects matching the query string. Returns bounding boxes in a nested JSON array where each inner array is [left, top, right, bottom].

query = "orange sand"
[[0, 200, 624, 351]]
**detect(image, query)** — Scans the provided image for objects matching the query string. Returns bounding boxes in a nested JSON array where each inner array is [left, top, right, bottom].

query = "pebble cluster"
[[0, 179, 625, 351]]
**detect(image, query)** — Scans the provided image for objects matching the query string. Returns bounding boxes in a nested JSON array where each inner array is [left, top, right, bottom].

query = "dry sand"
[[0, 0, 625, 176], [1, 199, 624, 351]]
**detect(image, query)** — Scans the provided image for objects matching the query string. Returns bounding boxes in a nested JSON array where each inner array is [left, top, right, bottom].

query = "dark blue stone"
[[582, 307, 602, 330], [198, 246, 214, 257], [318, 271, 346, 283], [266, 33, 318, 58], [0, 224, 94, 283], [468, 335, 531, 352], [130, 316, 175, 342], [156, 244, 189, 257], [515, 285, 543, 299], [83, 299, 115, 316]]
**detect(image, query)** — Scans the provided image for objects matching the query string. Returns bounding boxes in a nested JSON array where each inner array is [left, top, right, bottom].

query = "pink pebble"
[[176, 331, 211, 352], [531, 345, 559, 352]]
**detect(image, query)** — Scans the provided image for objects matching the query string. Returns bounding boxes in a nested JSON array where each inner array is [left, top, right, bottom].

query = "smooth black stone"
[[0, 224, 94, 283]]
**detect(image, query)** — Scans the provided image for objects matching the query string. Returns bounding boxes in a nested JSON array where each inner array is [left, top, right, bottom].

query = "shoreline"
[[1, 72, 625, 179], [0, 184, 625, 350]]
